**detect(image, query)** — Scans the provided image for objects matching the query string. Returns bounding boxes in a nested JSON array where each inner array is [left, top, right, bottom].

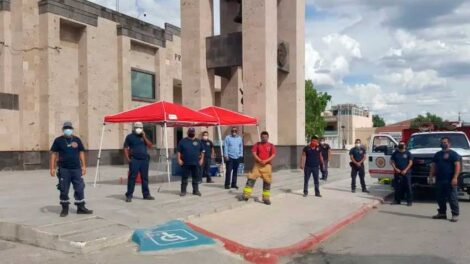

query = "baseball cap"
[[62, 121, 73, 129], [188, 127, 196, 133], [133, 122, 144, 128]]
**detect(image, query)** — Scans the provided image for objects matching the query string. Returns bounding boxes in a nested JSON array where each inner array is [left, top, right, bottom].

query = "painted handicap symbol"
[[132, 220, 215, 252]]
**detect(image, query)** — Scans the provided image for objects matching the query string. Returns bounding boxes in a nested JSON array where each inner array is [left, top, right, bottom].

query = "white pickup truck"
[[368, 132, 470, 197]]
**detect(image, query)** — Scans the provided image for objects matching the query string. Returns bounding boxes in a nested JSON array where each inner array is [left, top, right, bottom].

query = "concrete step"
[[0, 216, 132, 254]]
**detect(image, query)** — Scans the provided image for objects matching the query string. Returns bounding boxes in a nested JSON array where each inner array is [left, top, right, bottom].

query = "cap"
[[62, 121, 73, 129], [188, 127, 196, 133], [133, 122, 143, 128]]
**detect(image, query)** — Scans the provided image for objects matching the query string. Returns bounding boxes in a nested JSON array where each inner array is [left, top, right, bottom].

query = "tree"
[[373, 115, 386, 127], [410, 112, 444, 129], [305, 80, 332, 140]]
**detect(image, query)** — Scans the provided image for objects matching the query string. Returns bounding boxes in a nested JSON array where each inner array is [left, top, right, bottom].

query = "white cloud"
[[378, 68, 447, 94], [346, 83, 406, 111]]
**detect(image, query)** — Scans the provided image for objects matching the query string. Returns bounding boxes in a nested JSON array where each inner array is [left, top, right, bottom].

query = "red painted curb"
[[186, 197, 385, 264]]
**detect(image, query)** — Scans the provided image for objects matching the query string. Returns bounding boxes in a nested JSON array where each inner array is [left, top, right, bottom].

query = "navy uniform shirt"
[[50, 136, 85, 169], [350, 147, 366, 163], [201, 139, 214, 159], [320, 143, 331, 161], [178, 137, 205, 166], [391, 150, 412, 171], [303, 146, 322, 168], [433, 150, 461, 183], [124, 133, 148, 160]]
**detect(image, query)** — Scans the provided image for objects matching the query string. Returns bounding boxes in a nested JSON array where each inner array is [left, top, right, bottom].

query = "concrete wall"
[[0, 0, 182, 170]]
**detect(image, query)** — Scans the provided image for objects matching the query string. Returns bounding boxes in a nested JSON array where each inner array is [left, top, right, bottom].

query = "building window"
[[143, 124, 157, 145], [131, 69, 155, 100]]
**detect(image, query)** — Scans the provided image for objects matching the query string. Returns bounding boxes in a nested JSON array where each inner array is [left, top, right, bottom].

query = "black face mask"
[[188, 133, 195, 138], [398, 144, 405, 150]]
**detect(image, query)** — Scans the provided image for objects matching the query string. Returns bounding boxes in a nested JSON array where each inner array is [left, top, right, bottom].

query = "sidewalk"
[[0, 166, 392, 263]]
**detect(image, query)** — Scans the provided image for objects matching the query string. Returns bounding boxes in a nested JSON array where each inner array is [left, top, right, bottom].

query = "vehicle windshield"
[[407, 133, 470, 150]]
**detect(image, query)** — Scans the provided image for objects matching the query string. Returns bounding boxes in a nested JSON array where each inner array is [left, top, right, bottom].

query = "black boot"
[[60, 203, 69, 217], [76, 203, 93, 214]]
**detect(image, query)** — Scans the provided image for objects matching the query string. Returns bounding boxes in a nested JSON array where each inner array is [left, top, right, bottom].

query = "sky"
[[90, 0, 470, 124]]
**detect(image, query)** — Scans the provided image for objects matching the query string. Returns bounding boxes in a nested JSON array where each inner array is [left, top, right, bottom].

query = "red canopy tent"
[[198, 106, 259, 177], [94, 101, 218, 187]]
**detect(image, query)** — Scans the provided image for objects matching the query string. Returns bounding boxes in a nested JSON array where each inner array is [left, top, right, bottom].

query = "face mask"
[[188, 133, 195, 138], [320, 141, 325, 145], [355, 143, 361, 148], [232, 132, 237, 136], [64, 129, 73, 137], [135, 128, 143, 135], [203, 136, 209, 140], [441, 143, 449, 150], [261, 137, 268, 143], [310, 140, 318, 148]]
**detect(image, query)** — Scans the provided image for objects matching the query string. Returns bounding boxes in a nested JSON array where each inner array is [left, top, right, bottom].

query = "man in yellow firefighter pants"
[[239, 131, 277, 205]]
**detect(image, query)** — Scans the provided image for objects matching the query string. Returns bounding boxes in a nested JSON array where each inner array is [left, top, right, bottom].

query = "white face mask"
[[203, 136, 209, 140], [355, 143, 361, 148], [320, 141, 325, 145], [135, 128, 143, 134]]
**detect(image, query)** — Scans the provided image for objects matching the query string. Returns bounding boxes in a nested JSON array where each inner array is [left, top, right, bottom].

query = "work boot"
[[303, 193, 308, 197], [315, 193, 322, 198], [351, 189, 356, 193], [391, 201, 401, 205], [125, 196, 132, 203], [207, 178, 214, 183], [450, 215, 459, 222], [193, 191, 202, 196], [60, 204, 69, 217], [238, 195, 249, 202], [432, 213, 447, 220], [263, 199, 271, 205], [76, 203, 93, 214], [143, 195, 155, 200], [362, 189, 370, 193], [180, 192, 187, 197]]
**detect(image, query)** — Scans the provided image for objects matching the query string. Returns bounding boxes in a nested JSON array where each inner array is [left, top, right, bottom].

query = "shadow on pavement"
[[378, 210, 432, 220], [39, 205, 62, 214], [285, 250, 456, 264]]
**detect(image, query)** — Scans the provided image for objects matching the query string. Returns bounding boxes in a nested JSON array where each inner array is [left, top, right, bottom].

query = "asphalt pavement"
[[282, 191, 470, 264]]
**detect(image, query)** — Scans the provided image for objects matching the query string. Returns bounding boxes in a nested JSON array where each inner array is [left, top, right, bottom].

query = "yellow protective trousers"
[[243, 163, 272, 201]]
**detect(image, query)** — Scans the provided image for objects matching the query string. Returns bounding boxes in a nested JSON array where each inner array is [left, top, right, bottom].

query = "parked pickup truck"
[[368, 132, 470, 197]]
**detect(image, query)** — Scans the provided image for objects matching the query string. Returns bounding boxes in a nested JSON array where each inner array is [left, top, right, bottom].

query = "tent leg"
[[93, 123, 106, 188], [164, 123, 171, 185], [217, 125, 225, 178], [256, 125, 260, 140]]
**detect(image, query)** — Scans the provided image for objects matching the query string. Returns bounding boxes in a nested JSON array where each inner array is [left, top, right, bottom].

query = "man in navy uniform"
[[429, 137, 461, 222], [350, 139, 369, 193], [319, 137, 332, 181], [390, 140, 413, 206], [200, 131, 215, 183], [123, 122, 155, 203], [300, 136, 324, 197], [50, 121, 93, 217], [177, 128, 205, 196]]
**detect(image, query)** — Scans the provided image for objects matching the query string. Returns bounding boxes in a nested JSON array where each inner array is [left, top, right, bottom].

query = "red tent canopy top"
[[199, 106, 258, 126], [104, 101, 218, 127]]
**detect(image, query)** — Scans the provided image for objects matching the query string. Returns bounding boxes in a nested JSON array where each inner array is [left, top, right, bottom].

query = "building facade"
[[0, 0, 182, 169], [324, 104, 374, 149], [0, 0, 306, 170]]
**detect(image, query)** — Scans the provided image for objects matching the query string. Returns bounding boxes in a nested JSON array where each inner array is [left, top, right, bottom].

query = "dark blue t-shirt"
[[178, 137, 204, 166], [433, 150, 461, 183], [350, 147, 366, 162], [124, 133, 148, 160], [391, 150, 412, 171], [50, 136, 85, 169], [201, 139, 214, 159], [320, 144, 331, 161], [303, 146, 322, 168]]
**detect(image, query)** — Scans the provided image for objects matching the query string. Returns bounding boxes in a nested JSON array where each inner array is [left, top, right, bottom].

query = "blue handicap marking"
[[132, 220, 215, 252]]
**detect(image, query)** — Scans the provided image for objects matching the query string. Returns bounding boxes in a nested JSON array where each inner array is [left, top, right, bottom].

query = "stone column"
[[181, 0, 215, 111], [117, 36, 131, 145], [242, 0, 278, 144], [277, 0, 305, 145], [156, 47, 175, 149]]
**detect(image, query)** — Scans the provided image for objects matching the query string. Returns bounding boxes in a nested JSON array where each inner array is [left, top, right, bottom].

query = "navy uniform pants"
[[182, 165, 199, 193], [436, 182, 459, 216], [304, 166, 320, 195], [225, 158, 240, 188], [199, 157, 212, 182], [58, 168, 85, 205], [351, 164, 367, 191], [393, 173, 413, 204], [126, 158, 150, 198], [321, 161, 329, 180]]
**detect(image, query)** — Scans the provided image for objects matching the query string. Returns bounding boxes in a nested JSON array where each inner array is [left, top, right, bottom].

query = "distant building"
[[375, 119, 413, 141], [323, 104, 374, 149]]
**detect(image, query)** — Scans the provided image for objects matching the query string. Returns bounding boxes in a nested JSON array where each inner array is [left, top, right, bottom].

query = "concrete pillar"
[[219, 0, 241, 34], [117, 36, 131, 145], [277, 0, 305, 145], [181, 0, 215, 110], [156, 47, 175, 149], [220, 66, 243, 136], [242, 0, 278, 144]]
